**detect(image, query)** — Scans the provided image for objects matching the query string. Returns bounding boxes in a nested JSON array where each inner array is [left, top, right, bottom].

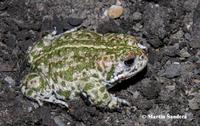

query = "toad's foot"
[[37, 95, 69, 108], [108, 95, 130, 109]]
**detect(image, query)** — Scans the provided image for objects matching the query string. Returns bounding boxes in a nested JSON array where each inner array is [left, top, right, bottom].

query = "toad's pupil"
[[124, 58, 135, 66]]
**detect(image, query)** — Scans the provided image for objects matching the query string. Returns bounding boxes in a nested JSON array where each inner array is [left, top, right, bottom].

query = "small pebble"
[[160, 63, 181, 79], [4, 76, 15, 86], [132, 12, 142, 21], [68, 18, 83, 27], [6, 32, 16, 48], [179, 48, 191, 58], [188, 98, 200, 110], [166, 85, 176, 91], [105, 5, 124, 19], [185, 112, 194, 121], [28, 107, 33, 112], [31, 102, 39, 109], [132, 91, 140, 99], [193, 79, 200, 84], [41, 15, 53, 32], [132, 23, 143, 32], [187, 87, 200, 110], [54, 116, 65, 126]]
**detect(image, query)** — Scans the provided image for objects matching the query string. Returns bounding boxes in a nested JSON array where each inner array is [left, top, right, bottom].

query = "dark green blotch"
[[99, 86, 106, 93], [77, 63, 87, 71], [33, 87, 42, 92], [61, 81, 66, 86], [96, 100, 103, 106], [84, 83, 94, 91], [103, 93, 109, 99], [37, 40, 45, 47], [40, 77, 47, 89], [64, 68, 73, 81], [106, 65, 115, 80], [57, 90, 71, 99], [53, 73, 58, 83], [27, 90, 34, 96]]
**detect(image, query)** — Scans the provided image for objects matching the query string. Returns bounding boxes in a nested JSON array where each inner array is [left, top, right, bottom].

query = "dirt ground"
[[0, 0, 200, 125]]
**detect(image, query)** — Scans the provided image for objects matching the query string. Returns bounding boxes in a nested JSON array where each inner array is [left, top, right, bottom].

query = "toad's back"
[[28, 30, 143, 81]]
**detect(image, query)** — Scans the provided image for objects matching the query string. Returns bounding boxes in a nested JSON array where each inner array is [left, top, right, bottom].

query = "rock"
[[132, 23, 143, 32], [49, 16, 82, 34], [31, 102, 39, 109], [2, 53, 10, 61], [131, 91, 140, 99], [183, 0, 199, 12], [187, 87, 200, 110], [4, 76, 15, 86], [4, 18, 19, 32], [170, 30, 184, 44], [0, 63, 16, 72], [185, 112, 194, 121], [132, 12, 142, 21], [188, 98, 200, 110], [143, 3, 169, 48], [29, 22, 41, 31], [53, 15, 64, 34], [5, 32, 16, 48], [147, 48, 160, 65], [105, 5, 124, 19], [179, 47, 191, 58], [28, 107, 33, 112], [18, 39, 34, 52], [41, 15, 54, 32], [68, 18, 83, 27], [191, 34, 200, 48], [97, 20, 123, 34], [138, 78, 160, 99], [161, 63, 181, 79], [147, 37, 164, 48], [189, 55, 200, 63], [163, 44, 180, 57], [54, 116, 65, 126], [158, 78, 180, 102], [191, 2, 200, 48], [17, 30, 36, 42], [166, 85, 176, 91], [135, 99, 153, 110], [62, 20, 73, 31], [179, 41, 188, 49], [184, 33, 192, 41], [0, 1, 8, 11]]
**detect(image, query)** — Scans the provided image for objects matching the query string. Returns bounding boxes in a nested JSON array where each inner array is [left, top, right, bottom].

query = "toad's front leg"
[[81, 78, 130, 109]]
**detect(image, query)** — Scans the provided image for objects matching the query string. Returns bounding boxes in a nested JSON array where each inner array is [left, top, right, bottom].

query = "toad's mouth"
[[105, 55, 148, 88]]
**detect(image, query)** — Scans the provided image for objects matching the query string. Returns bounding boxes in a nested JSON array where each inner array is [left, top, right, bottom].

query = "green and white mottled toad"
[[21, 28, 148, 109]]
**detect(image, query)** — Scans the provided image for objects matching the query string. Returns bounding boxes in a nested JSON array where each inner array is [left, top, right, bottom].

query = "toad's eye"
[[124, 58, 135, 66]]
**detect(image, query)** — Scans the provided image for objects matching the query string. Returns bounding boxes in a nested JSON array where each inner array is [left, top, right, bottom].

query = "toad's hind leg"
[[21, 73, 68, 108]]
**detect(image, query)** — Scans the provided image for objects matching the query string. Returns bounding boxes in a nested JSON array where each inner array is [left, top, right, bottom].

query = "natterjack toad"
[[21, 29, 148, 109]]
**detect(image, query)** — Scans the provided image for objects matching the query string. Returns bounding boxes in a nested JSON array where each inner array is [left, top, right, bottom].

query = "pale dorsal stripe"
[[33, 44, 120, 62]]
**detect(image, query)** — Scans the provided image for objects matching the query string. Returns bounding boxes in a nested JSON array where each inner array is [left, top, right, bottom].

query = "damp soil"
[[0, 0, 200, 126]]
